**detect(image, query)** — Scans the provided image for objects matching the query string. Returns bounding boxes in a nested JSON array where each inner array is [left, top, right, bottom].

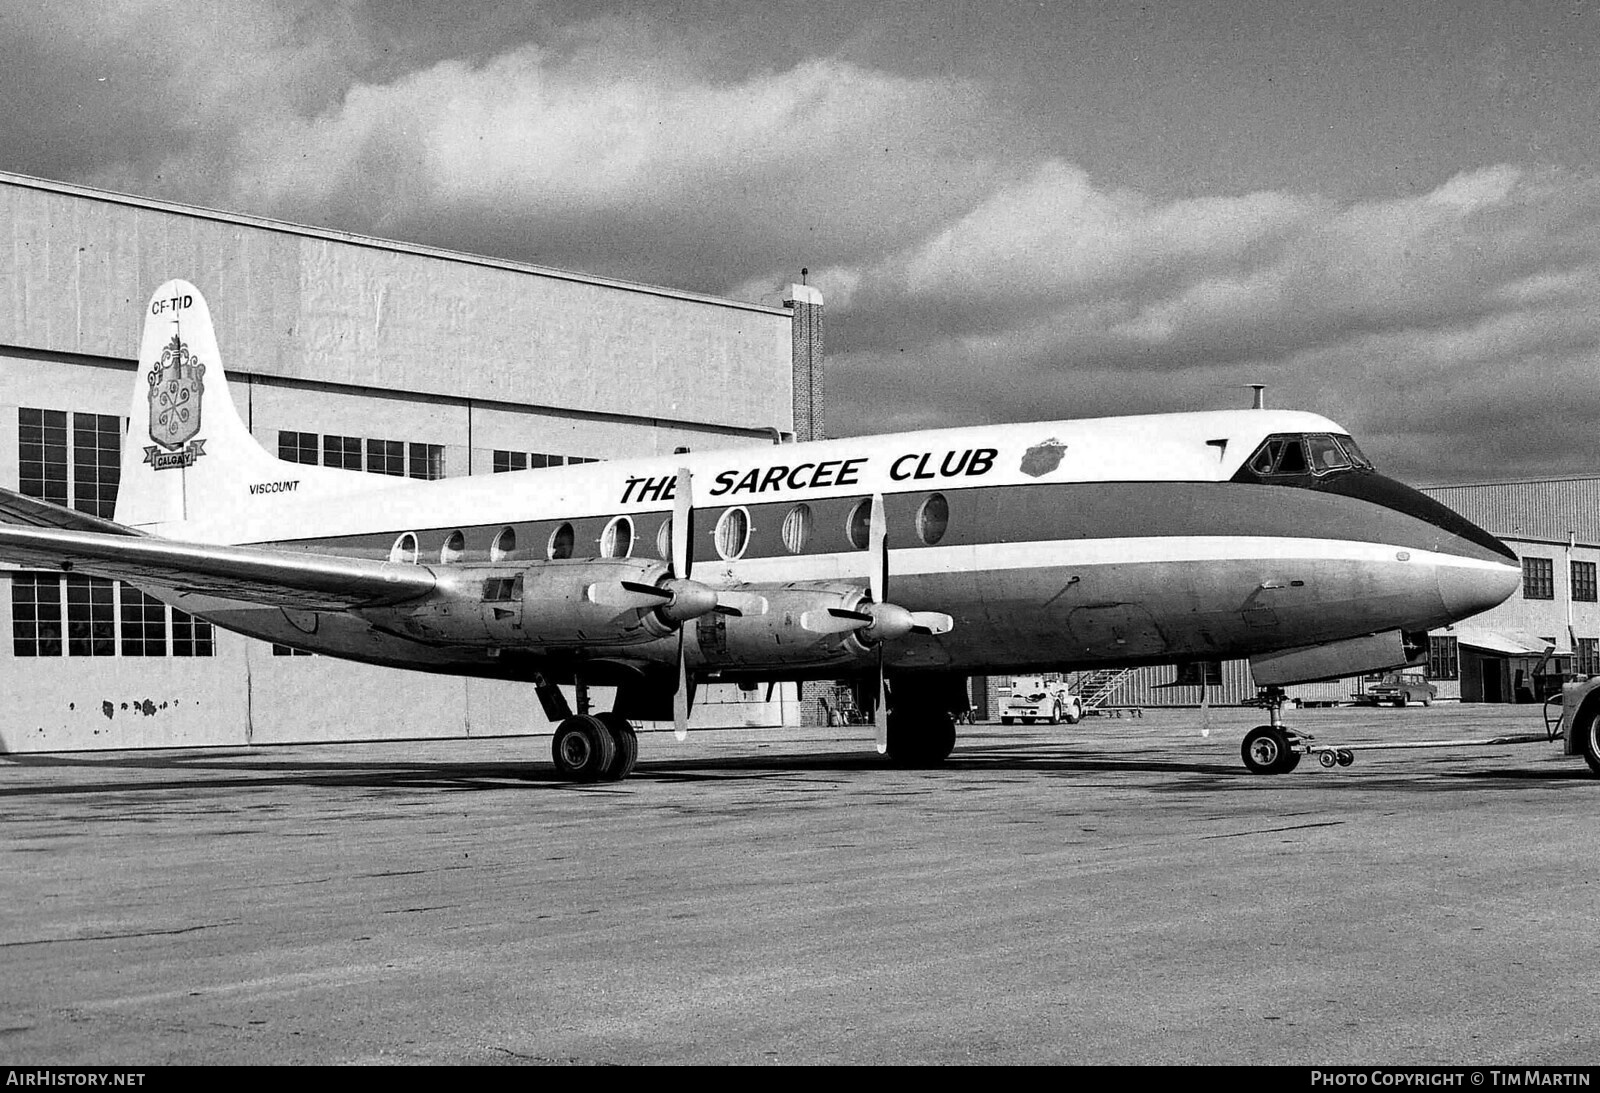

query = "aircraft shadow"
[[0, 740, 1586, 797]]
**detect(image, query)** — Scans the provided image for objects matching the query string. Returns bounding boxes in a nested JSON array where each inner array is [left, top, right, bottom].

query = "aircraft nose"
[[1437, 560, 1522, 622]]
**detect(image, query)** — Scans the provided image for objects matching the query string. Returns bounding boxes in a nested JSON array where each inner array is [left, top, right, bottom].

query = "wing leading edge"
[[0, 520, 436, 611]]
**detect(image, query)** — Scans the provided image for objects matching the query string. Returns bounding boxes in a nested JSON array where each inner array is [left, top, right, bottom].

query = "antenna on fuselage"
[[1246, 384, 1266, 410]]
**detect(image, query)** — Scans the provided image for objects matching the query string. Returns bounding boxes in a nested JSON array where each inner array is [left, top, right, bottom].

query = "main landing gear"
[[1239, 686, 1310, 775], [551, 712, 638, 782], [883, 676, 964, 767]]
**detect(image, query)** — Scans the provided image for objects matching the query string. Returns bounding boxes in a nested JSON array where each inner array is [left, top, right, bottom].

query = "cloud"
[[811, 163, 1600, 482], [133, 17, 1016, 290], [5, 4, 1597, 483]]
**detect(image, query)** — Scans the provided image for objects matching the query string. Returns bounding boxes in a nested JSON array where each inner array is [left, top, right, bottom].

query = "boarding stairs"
[[1074, 669, 1137, 713]]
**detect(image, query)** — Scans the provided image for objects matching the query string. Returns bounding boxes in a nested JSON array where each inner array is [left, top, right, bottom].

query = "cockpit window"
[[1305, 434, 1351, 474], [1242, 433, 1373, 480], [1248, 436, 1309, 476], [1334, 434, 1374, 470]]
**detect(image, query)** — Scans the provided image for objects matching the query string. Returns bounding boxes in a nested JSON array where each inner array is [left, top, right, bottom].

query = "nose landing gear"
[[1239, 687, 1310, 774]]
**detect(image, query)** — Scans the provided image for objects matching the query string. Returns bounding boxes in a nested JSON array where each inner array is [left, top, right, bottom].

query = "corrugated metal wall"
[[1424, 478, 1600, 546]]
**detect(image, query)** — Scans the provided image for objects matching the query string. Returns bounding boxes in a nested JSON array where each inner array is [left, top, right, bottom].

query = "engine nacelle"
[[360, 558, 677, 648], [693, 582, 879, 673]]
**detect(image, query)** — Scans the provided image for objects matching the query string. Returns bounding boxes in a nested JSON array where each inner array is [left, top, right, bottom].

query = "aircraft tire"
[[1579, 709, 1600, 777], [552, 715, 618, 782], [1241, 725, 1295, 775], [886, 712, 957, 767], [596, 712, 639, 781]]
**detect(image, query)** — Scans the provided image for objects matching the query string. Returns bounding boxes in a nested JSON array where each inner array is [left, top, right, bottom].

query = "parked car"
[[999, 677, 1083, 725], [1354, 672, 1437, 707]]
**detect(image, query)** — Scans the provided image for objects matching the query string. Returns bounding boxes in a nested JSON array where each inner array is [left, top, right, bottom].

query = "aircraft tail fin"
[[115, 280, 382, 535]]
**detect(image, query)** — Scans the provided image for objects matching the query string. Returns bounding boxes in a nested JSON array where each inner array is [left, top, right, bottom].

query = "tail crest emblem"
[[144, 334, 209, 470]]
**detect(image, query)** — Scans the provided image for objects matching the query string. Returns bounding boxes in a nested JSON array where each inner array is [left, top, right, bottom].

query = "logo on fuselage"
[[1020, 438, 1066, 477], [144, 334, 208, 471]]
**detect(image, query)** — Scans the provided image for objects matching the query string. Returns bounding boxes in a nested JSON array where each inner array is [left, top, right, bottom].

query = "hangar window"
[[324, 435, 363, 470], [119, 586, 168, 657], [171, 609, 214, 657], [1428, 636, 1459, 681], [1522, 557, 1554, 600], [440, 530, 466, 564], [846, 499, 873, 550], [548, 523, 575, 559], [782, 504, 812, 554], [1578, 637, 1600, 678], [492, 527, 517, 562], [65, 575, 116, 657], [20, 408, 124, 519], [715, 508, 751, 560], [18, 408, 68, 508], [1572, 560, 1597, 603], [389, 533, 419, 564], [366, 439, 406, 477], [279, 431, 319, 465], [11, 573, 63, 657], [494, 450, 601, 472], [72, 413, 122, 519], [916, 494, 950, 546], [408, 443, 444, 480], [656, 517, 674, 561], [9, 573, 212, 658], [601, 516, 634, 558]]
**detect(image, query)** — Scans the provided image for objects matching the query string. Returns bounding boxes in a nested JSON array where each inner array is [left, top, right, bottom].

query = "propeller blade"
[[673, 629, 690, 741], [875, 648, 888, 755], [907, 611, 956, 636], [585, 580, 671, 609], [800, 607, 873, 634], [673, 466, 692, 580], [868, 492, 887, 606], [711, 590, 769, 618]]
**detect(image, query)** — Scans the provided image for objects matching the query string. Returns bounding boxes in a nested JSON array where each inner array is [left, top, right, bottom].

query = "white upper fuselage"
[[158, 409, 1345, 548]]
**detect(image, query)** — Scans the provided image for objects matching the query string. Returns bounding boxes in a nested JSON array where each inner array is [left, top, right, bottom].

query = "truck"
[[999, 676, 1082, 725]]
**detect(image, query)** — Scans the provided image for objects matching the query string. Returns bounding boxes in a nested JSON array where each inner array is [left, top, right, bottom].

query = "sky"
[[2, 0, 1598, 485]]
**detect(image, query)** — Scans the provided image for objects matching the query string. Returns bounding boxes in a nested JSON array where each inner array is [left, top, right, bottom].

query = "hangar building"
[[0, 171, 823, 753]]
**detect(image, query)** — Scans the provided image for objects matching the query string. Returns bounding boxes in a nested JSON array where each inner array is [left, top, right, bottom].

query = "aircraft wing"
[[0, 486, 145, 536], [0, 521, 437, 611]]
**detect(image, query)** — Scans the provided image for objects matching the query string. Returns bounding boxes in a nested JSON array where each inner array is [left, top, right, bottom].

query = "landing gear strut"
[[1239, 686, 1307, 775], [552, 712, 639, 782]]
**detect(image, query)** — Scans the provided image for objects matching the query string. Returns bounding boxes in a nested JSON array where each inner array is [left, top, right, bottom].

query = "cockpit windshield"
[[1240, 433, 1374, 480]]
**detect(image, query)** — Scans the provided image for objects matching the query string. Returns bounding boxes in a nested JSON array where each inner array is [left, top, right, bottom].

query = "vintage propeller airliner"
[[0, 281, 1522, 780]]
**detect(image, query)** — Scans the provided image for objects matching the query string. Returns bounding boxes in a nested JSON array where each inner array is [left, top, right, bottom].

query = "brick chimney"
[[785, 283, 824, 442]]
